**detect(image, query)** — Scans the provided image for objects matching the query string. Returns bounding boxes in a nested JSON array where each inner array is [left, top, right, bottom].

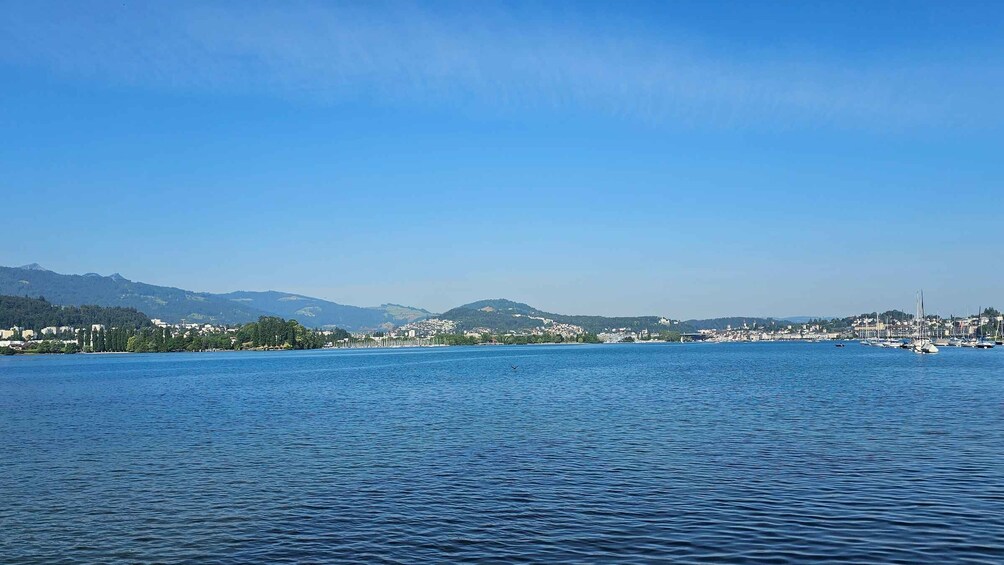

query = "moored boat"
[[973, 308, 995, 349], [910, 291, 938, 354]]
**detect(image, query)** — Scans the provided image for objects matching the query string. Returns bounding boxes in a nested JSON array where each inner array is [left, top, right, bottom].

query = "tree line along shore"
[[0, 295, 604, 355]]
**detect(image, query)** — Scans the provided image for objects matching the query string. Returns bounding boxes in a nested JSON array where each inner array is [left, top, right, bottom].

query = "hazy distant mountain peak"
[[18, 263, 50, 272]]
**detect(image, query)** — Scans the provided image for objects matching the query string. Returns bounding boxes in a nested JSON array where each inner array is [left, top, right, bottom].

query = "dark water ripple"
[[2, 343, 1004, 563]]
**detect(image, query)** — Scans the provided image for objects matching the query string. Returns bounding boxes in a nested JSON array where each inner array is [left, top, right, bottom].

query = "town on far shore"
[[3, 292, 1002, 355]]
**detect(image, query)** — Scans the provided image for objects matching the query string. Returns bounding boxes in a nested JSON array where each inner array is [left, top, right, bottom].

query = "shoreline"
[[0, 339, 869, 358]]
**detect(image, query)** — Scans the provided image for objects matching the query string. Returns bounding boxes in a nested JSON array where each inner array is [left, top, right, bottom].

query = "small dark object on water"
[[511, 365, 518, 371], [835, 344, 845, 348]]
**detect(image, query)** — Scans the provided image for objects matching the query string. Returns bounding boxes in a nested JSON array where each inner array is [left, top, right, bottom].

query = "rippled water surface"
[[2, 343, 1004, 563]]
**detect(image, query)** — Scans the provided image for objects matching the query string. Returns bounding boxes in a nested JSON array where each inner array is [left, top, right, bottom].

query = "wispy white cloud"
[[2, 0, 1001, 130]]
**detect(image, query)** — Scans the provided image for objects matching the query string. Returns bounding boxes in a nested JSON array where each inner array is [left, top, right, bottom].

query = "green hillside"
[[439, 299, 681, 334], [0, 295, 152, 331], [0, 265, 429, 330], [0, 266, 264, 325]]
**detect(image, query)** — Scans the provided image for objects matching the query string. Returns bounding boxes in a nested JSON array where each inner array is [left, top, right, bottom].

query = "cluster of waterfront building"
[[850, 315, 1002, 340], [154, 318, 349, 343], [691, 313, 1004, 345], [394, 318, 458, 337], [353, 312, 1004, 346], [693, 325, 839, 343], [1, 324, 103, 348], [0, 318, 352, 351], [393, 316, 588, 341], [5, 311, 1000, 351]]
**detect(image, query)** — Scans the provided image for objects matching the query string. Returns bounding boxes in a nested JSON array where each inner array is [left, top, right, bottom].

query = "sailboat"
[[946, 315, 963, 347], [911, 291, 939, 354], [860, 311, 880, 346], [932, 316, 949, 347], [975, 308, 995, 349], [859, 327, 874, 346], [878, 314, 899, 347]]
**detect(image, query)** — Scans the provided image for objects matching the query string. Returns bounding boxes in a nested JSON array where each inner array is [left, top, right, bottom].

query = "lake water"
[[2, 343, 1003, 563]]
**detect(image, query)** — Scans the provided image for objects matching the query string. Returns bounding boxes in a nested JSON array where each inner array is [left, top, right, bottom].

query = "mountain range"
[[0, 265, 431, 331], [1, 264, 800, 333]]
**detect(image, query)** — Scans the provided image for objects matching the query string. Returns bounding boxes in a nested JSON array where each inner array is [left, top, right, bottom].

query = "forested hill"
[[439, 299, 682, 334], [0, 265, 431, 330], [0, 266, 264, 325], [0, 295, 151, 331]]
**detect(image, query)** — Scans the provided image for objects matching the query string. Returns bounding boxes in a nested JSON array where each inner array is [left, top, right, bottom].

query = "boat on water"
[[973, 308, 995, 349], [873, 315, 902, 348], [945, 316, 960, 346], [911, 291, 938, 354], [860, 312, 882, 346]]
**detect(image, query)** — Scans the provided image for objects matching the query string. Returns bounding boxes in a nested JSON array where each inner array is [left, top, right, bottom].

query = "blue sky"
[[2, 0, 1002, 318]]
